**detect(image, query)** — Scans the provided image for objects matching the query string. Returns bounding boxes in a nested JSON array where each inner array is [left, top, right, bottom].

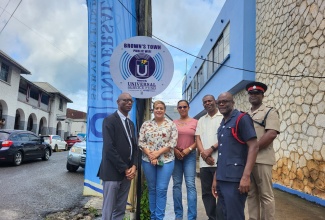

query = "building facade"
[[0, 50, 73, 139], [183, 0, 256, 118], [66, 108, 87, 136], [183, 0, 325, 204]]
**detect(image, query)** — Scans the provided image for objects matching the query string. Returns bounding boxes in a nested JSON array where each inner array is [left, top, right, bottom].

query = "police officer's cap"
[[245, 81, 267, 93]]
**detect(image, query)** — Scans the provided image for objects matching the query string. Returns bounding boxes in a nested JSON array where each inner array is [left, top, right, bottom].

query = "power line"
[[117, 0, 325, 79], [0, 4, 88, 70], [0, 0, 11, 17], [0, 0, 21, 34]]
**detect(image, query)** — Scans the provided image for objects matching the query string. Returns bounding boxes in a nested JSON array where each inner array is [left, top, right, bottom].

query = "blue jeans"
[[142, 160, 175, 220], [172, 150, 197, 220]]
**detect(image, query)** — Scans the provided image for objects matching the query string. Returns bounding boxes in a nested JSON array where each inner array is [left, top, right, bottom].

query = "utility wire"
[[0, 5, 87, 70], [0, 0, 11, 17], [118, 0, 325, 79], [0, 0, 21, 34]]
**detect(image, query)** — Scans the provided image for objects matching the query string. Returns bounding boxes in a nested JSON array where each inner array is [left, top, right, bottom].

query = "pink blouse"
[[173, 118, 198, 150]]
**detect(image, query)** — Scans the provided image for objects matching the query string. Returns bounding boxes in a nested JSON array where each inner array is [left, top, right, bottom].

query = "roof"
[[0, 50, 31, 75], [20, 76, 51, 95], [66, 108, 87, 119], [33, 82, 72, 103]]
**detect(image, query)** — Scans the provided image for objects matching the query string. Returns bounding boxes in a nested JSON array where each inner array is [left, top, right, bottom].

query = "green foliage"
[[140, 181, 150, 220], [88, 206, 99, 216]]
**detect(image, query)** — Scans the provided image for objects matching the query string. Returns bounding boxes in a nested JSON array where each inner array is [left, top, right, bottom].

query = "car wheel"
[[65, 144, 68, 151], [42, 148, 50, 161], [13, 151, 23, 166], [66, 162, 79, 172], [54, 145, 59, 152]]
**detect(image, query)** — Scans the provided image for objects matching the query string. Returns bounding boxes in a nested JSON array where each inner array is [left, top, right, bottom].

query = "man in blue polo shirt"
[[212, 92, 258, 220]]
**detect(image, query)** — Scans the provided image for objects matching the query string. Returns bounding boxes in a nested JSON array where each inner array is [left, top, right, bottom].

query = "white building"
[[0, 50, 72, 138]]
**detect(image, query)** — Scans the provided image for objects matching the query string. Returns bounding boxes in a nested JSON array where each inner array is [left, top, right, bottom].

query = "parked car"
[[0, 130, 52, 166], [76, 133, 86, 139], [65, 135, 83, 149], [41, 135, 68, 152], [66, 139, 86, 172]]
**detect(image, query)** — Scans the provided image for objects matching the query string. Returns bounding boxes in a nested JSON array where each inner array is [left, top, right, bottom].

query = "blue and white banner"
[[85, 0, 137, 196]]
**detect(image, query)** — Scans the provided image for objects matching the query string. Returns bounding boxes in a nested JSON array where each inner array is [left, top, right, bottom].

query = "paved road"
[[0, 151, 85, 220]]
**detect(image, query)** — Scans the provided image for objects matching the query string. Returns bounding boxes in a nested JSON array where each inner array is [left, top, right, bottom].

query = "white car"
[[41, 135, 68, 152]]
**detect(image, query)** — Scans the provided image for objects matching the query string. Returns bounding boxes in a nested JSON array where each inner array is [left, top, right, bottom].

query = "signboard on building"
[[110, 36, 174, 98]]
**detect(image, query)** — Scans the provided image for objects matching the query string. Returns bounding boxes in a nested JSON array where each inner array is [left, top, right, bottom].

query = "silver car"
[[66, 140, 86, 172]]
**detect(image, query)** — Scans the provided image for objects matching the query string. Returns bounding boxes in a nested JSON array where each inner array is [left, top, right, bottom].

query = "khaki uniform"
[[247, 104, 280, 220]]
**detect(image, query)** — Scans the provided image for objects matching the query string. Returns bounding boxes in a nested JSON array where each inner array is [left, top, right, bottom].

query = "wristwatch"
[[211, 145, 217, 152], [189, 147, 193, 151]]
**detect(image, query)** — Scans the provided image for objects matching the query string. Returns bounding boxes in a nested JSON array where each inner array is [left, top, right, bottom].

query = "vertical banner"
[[84, 0, 137, 196]]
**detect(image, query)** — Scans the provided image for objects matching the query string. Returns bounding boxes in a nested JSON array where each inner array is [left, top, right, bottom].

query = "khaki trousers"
[[247, 164, 275, 220]]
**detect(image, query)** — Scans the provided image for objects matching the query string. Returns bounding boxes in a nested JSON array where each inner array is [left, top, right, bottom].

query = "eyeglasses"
[[216, 100, 232, 105], [121, 99, 134, 103], [177, 106, 188, 109]]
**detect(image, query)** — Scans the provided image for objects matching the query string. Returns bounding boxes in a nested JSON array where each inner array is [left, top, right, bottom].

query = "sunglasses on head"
[[177, 106, 188, 109]]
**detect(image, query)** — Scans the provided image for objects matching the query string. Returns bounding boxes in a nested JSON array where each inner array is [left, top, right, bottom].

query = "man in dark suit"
[[98, 92, 138, 220]]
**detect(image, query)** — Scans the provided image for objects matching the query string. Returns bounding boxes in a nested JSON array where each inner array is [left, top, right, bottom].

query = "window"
[[213, 23, 230, 72], [192, 75, 198, 97], [207, 51, 214, 79], [187, 86, 192, 101], [19, 133, 30, 142], [19, 84, 27, 94], [59, 98, 63, 110], [198, 68, 203, 90], [218, 37, 224, 65], [0, 63, 9, 82], [28, 133, 39, 142], [213, 45, 219, 71], [10, 134, 21, 141], [30, 88, 39, 100], [185, 23, 230, 97], [223, 24, 230, 56], [41, 94, 49, 105]]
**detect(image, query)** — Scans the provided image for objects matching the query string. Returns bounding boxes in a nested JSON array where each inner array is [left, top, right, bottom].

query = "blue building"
[[183, 0, 256, 117]]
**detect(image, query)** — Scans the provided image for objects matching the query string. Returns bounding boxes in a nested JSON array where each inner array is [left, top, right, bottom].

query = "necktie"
[[125, 118, 133, 141], [125, 118, 133, 158]]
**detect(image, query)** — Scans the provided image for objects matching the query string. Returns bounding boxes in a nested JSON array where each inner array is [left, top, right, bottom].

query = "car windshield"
[[42, 136, 50, 141], [0, 132, 9, 140], [67, 136, 78, 140]]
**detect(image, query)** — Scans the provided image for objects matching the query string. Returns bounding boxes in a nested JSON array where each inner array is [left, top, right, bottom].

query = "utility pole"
[[136, 0, 152, 219]]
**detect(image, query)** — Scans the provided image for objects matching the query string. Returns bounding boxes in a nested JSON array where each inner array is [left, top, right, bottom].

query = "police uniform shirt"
[[248, 103, 280, 165], [216, 109, 257, 182]]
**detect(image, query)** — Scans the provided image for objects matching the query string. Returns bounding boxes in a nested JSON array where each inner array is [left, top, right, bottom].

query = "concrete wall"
[[0, 64, 21, 128], [243, 0, 325, 200]]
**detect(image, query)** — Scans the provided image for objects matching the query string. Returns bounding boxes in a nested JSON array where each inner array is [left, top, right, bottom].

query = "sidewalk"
[[87, 176, 325, 220], [165, 176, 325, 220]]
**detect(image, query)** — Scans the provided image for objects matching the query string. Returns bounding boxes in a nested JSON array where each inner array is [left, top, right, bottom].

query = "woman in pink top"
[[173, 100, 198, 220]]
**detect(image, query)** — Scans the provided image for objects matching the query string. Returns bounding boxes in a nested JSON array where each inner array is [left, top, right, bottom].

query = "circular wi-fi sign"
[[110, 36, 174, 98]]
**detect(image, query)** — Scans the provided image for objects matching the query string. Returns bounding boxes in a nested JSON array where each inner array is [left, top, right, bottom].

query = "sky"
[[0, 0, 225, 112]]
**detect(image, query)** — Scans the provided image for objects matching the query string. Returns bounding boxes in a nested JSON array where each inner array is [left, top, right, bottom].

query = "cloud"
[[0, 0, 88, 96], [0, 0, 225, 111], [152, 0, 226, 105]]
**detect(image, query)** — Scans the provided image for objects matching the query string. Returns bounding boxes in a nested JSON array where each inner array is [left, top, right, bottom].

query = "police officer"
[[245, 82, 280, 220], [212, 92, 258, 220]]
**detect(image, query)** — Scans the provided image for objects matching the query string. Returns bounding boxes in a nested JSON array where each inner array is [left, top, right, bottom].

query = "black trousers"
[[200, 167, 224, 220]]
